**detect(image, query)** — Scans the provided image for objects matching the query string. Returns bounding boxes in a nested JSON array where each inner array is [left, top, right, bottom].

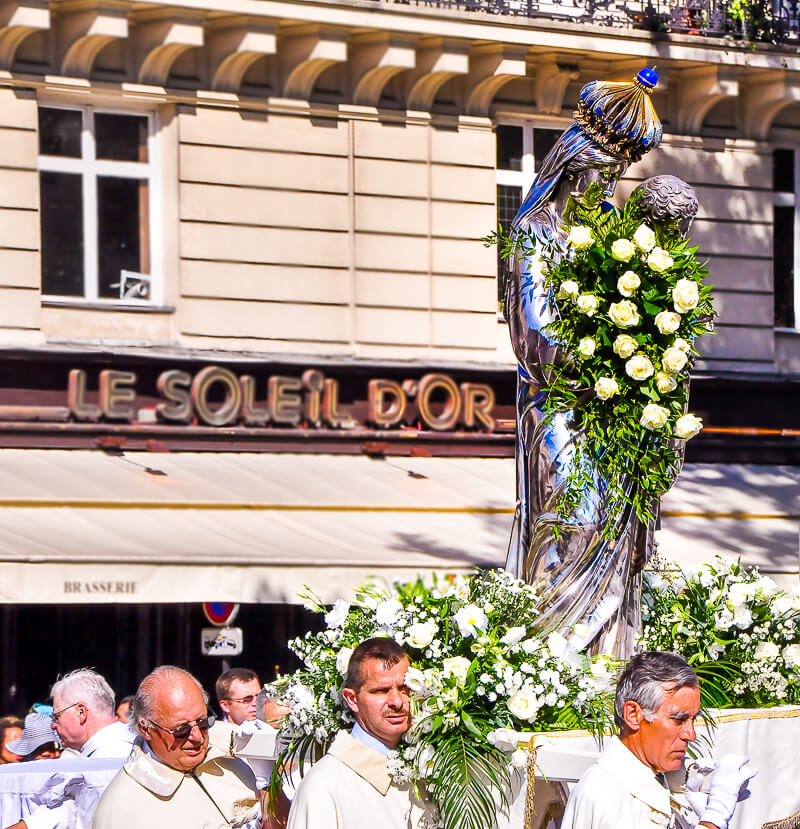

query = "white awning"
[[0, 450, 795, 603]]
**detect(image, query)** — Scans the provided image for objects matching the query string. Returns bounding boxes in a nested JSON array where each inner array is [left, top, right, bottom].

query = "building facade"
[[0, 0, 798, 710]]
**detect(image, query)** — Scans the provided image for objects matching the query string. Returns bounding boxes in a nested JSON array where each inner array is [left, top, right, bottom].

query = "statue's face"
[[568, 159, 629, 200]]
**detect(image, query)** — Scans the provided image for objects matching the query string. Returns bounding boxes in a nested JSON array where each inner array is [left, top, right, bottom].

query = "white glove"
[[233, 720, 264, 737], [685, 757, 717, 817], [699, 754, 758, 829]]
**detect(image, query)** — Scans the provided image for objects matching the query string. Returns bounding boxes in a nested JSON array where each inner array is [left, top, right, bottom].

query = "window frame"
[[772, 145, 800, 333], [37, 101, 163, 307]]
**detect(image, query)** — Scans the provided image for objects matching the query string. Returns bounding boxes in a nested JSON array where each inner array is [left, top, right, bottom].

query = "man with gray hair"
[[90, 665, 262, 828], [4, 669, 134, 829], [562, 651, 757, 829]]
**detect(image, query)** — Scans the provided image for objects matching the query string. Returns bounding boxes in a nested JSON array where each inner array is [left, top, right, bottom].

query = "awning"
[[0, 449, 796, 603]]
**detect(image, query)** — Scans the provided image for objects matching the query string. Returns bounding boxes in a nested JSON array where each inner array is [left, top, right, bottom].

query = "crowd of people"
[[0, 647, 757, 829]]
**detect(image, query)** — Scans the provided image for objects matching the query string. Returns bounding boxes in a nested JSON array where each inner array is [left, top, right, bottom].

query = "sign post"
[[201, 603, 242, 672]]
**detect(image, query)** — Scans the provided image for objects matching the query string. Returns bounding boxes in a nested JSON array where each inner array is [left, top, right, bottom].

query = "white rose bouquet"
[[265, 569, 616, 829], [488, 183, 716, 533], [642, 556, 800, 707]]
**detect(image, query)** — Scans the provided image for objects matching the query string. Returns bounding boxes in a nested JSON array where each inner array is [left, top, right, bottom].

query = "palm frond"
[[427, 730, 512, 829]]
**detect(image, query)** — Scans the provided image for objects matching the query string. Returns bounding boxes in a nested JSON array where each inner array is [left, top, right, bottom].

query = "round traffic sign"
[[202, 602, 239, 626]]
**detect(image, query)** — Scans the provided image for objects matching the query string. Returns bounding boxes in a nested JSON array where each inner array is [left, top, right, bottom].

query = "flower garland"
[[266, 569, 616, 829], [641, 556, 800, 706], [491, 184, 716, 529]]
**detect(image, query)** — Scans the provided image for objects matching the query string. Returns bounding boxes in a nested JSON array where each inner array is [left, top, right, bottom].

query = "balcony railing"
[[380, 0, 800, 42]]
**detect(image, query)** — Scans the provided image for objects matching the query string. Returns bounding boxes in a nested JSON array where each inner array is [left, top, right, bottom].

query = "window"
[[38, 106, 159, 303], [495, 123, 562, 300], [773, 148, 798, 330]]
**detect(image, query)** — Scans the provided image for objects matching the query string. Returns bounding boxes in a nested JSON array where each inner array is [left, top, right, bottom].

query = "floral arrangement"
[[641, 555, 800, 706], [266, 569, 616, 829], [490, 184, 715, 530]]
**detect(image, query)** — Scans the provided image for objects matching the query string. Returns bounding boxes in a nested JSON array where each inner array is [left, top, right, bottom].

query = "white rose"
[[633, 223, 656, 252], [443, 656, 472, 685], [783, 644, 800, 667], [609, 299, 641, 329], [673, 278, 700, 313], [617, 270, 641, 297], [336, 646, 354, 677], [674, 413, 703, 440], [755, 576, 778, 600], [655, 372, 678, 394], [673, 337, 692, 353], [557, 280, 580, 301], [625, 353, 654, 381], [577, 337, 596, 358], [375, 598, 404, 626], [546, 631, 568, 658], [404, 667, 426, 693], [755, 642, 780, 660], [453, 604, 488, 637], [772, 596, 794, 616], [567, 225, 593, 250], [594, 377, 619, 400], [406, 620, 437, 649], [613, 334, 638, 359], [510, 748, 530, 768], [646, 246, 674, 273], [324, 599, 351, 628], [289, 683, 315, 709], [733, 605, 753, 629], [640, 403, 669, 430], [487, 728, 522, 752], [655, 310, 681, 335], [728, 582, 756, 607], [662, 346, 689, 374], [611, 238, 635, 262], [576, 294, 600, 316], [500, 626, 527, 646], [507, 688, 540, 722]]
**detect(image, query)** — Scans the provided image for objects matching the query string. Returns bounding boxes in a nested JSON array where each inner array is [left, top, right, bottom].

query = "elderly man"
[[4, 669, 135, 829], [90, 665, 262, 829], [562, 651, 756, 829], [287, 637, 434, 829]]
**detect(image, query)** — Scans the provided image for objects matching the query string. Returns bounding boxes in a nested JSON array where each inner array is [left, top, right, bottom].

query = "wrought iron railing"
[[377, 0, 800, 42]]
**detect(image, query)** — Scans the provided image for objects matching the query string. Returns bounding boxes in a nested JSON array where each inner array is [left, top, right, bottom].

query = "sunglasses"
[[147, 714, 216, 741], [225, 695, 257, 705]]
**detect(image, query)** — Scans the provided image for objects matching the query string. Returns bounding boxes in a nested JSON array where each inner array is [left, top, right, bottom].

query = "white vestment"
[[562, 736, 694, 829], [286, 731, 437, 829]]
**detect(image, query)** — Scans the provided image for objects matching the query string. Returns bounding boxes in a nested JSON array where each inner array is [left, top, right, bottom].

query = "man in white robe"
[[562, 652, 757, 829], [4, 669, 134, 829], [287, 637, 436, 829]]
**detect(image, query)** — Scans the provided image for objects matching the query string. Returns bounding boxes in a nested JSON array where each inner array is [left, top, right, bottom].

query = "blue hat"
[[573, 68, 662, 162], [6, 712, 57, 756]]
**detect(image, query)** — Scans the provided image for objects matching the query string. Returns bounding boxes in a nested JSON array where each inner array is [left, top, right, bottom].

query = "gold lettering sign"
[[191, 366, 242, 427], [156, 370, 192, 423], [269, 376, 303, 425], [461, 383, 495, 430], [368, 379, 406, 427], [67, 369, 101, 421], [99, 370, 137, 420], [417, 373, 461, 432], [240, 375, 269, 426]]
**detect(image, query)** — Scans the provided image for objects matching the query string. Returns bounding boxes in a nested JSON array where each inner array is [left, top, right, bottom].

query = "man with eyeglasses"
[[3, 668, 135, 829], [216, 669, 261, 726], [90, 665, 262, 829]]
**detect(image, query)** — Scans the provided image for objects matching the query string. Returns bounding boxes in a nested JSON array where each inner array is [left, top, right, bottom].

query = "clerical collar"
[[351, 721, 393, 757]]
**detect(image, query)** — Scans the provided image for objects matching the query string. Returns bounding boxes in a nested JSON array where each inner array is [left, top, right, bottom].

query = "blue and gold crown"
[[573, 68, 662, 162]]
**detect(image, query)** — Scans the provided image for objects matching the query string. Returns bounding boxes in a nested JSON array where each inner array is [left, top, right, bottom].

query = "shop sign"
[[61, 366, 497, 431], [201, 626, 244, 656]]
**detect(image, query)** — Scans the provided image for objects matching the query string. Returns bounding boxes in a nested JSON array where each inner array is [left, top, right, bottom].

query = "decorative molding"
[[738, 70, 800, 140], [405, 36, 467, 112], [534, 56, 578, 115], [133, 8, 204, 86], [349, 31, 415, 108], [0, 0, 49, 69], [57, 0, 128, 77], [465, 43, 527, 117], [674, 65, 738, 134], [208, 15, 275, 92], [280, 24, 346, 99]]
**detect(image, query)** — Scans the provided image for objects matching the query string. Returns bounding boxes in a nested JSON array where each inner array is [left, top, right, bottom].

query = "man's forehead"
[[660, 685, 701, 714], [364, 656, 409, 681], [230, 678, 259, 692]]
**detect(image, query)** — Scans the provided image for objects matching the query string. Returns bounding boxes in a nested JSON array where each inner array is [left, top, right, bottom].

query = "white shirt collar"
[[350, 722, 393, 757]]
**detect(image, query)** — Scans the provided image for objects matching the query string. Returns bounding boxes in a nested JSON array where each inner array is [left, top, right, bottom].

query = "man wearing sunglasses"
[[91, 665, 262, 829], [217, 669, 261, 726]]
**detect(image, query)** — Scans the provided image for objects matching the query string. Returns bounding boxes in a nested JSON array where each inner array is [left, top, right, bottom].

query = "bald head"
[[134, 666, 211, 771]]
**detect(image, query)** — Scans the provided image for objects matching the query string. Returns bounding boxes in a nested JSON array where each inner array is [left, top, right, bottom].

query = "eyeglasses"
[[225, 695, 257, 705], [52, 702, 82, 723], [147, 714, 215, 741]]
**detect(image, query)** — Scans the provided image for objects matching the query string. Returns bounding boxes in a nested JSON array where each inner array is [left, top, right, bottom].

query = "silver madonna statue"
[[503, 69, 699, 657]]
